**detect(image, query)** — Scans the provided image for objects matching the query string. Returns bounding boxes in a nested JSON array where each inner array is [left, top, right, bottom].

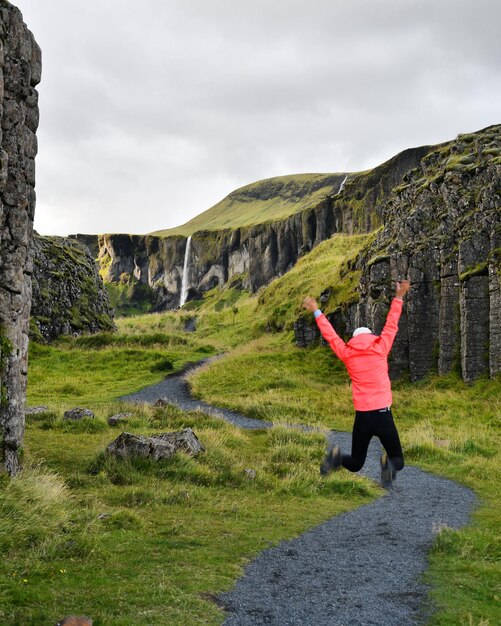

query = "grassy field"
[[3, 407, 374, 625], [27, 331, 218, 408], [4, 332, 376, 624], [2, 233, 499, 625]]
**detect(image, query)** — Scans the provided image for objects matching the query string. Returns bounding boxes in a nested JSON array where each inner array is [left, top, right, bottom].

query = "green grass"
[[2, 405, 375, 625], [27, 332, 217, 408], [190, 334, 353, 427], [257, 233, 370, 331], [151, 173, 345, 237]]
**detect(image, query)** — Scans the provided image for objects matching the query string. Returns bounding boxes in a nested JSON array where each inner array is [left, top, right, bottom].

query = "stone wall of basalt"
[[0, 2, 41, 475], [31, 235, 115, 342]]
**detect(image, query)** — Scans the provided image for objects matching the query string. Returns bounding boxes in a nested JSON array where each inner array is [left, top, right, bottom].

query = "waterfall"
[[179, 235, 192, 307], [337, 174, 348, 194]]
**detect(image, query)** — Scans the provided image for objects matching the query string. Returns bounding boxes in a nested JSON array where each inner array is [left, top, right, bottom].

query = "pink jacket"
[[315, 298, 403, 411]]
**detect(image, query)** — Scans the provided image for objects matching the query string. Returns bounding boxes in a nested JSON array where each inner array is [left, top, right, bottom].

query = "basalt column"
[[0, 3, 41, 475]]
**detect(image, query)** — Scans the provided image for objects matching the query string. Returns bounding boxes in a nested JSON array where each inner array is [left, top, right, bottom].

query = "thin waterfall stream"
[[179, 235, 192, 307], [337, 174, 348, 193]]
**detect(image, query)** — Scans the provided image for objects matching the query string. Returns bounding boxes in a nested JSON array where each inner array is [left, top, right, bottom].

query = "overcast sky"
[[14, 0, 501, 236]]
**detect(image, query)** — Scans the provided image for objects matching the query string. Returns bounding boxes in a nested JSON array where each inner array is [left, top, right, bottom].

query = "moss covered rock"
[[31, 235, 115, 341]]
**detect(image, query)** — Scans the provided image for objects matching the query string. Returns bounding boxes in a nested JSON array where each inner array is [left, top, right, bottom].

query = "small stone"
[[107, 412, 133, 426], [184, 317, 197, 332], [319, 289, 331, 304], [25, 405, 48, 415], [63, 408, 95, 421], [243, 468, 257, 480], [153, 398, 169, 407]]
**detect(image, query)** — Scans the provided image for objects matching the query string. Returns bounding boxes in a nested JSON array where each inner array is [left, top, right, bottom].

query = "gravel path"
[[121, 366, 476, 626], [121, 359, 272, 430]]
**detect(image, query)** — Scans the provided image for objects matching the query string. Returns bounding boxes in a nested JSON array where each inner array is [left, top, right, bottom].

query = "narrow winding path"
[[121, 366, 476, 626]]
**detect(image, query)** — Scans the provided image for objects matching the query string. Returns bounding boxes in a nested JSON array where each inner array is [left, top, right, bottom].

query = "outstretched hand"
[[395, 280, 411, 299], [303, 296, 319, 312]]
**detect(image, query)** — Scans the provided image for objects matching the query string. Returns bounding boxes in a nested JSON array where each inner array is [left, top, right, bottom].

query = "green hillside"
[[151, 173, 347, 237]]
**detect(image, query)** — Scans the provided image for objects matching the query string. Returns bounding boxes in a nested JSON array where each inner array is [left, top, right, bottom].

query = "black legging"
[[341, 407, 404, 472]]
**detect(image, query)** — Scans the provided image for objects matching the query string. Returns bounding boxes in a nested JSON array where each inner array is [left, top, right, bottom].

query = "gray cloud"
[[14, 0, 501, 235]]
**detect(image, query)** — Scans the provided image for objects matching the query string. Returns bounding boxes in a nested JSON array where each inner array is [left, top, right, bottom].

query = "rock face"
[[0, 3, 41, 475], [95, 144, 433, 310], [297, 125, 500, 383], [30, 234, 115, 341]]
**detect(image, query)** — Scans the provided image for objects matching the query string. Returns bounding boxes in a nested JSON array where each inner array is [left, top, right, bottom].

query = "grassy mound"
[[151, 173, 346, 237]]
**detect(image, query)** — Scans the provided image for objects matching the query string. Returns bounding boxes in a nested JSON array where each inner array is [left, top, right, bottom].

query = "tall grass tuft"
[[0, 465, 81, 557]]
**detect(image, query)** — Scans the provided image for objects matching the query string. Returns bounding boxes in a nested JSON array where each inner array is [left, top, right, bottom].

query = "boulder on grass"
[[106, 428, 205, 461], [63, 408, 95, 420]]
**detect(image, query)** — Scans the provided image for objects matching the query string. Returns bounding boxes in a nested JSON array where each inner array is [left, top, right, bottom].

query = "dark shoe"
[[380, 452, 396, 488], [320, 445, 342, 476]]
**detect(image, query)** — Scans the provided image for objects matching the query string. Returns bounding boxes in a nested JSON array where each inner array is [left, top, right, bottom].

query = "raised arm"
[[303, 297, 348, 362], [377, 280, 410, 355]]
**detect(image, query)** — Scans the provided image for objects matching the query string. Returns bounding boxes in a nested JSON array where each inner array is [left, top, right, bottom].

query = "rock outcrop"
[[0, 2, 41, 475], [30, 234, 115, 341], [107, 412, 132, 427], [296, 125, 500, 383]]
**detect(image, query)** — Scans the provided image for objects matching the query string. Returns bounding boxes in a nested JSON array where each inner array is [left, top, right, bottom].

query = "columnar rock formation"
[[0, 2, 41, 475]]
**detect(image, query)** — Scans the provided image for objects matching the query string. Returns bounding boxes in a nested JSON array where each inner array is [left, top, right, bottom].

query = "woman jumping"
[[303, 280, 411, 488]]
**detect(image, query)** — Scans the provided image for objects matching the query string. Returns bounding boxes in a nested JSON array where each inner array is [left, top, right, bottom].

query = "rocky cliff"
[[93, 142, 433, 310], [295, 125, 500, 383], [0, 2, 41, 475], [31, 235, 115, 342]]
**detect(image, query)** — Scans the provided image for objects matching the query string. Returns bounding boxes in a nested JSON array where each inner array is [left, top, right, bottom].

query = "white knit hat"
[[353, 326, 372, 337]]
